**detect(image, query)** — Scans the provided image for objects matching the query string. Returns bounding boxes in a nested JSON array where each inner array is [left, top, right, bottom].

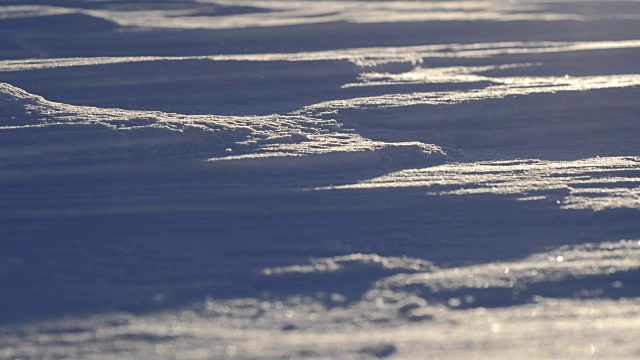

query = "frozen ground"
[[1, 0, 640, 359]]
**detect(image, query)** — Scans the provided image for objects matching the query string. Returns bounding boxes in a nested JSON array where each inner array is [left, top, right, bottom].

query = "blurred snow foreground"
[[1, 1, 640, 359]]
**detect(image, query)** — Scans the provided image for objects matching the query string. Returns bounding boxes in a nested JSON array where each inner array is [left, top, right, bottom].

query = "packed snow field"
[[1, 0, 640, 359]]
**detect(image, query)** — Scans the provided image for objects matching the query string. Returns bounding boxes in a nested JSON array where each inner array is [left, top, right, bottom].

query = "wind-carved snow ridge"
[[3, 40, 640, 71], [254, 239, 640, 331], [322, 157, 640, 211], [343, 63, 539, 88], [261, 239, 640, 297], [262, 253, 436, 276], [375, 239, 640, 309], [304, 73, 640, 113], [0, 5, 77, 19], [3, 0, 640, 30], [0, 83, 442, 160]]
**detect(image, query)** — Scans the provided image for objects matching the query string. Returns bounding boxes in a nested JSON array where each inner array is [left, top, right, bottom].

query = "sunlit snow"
[[1, 0, 640, 359]]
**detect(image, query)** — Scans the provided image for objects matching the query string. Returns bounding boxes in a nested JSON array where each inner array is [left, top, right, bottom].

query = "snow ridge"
[[323, 157, 640, 211], [0, 82, 442, 160], [3, 39, 640, 71]]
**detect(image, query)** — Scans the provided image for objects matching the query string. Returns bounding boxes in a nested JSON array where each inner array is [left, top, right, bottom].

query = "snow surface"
[[1, 0, 640, 359]]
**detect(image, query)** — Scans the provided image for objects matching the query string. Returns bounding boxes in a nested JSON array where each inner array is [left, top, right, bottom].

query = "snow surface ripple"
[[3, 1, 640, 359]]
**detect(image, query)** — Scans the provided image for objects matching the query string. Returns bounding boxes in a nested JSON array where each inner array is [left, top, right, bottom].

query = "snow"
[[1, 0, 640, 359], [324, 157, 640, 211]]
